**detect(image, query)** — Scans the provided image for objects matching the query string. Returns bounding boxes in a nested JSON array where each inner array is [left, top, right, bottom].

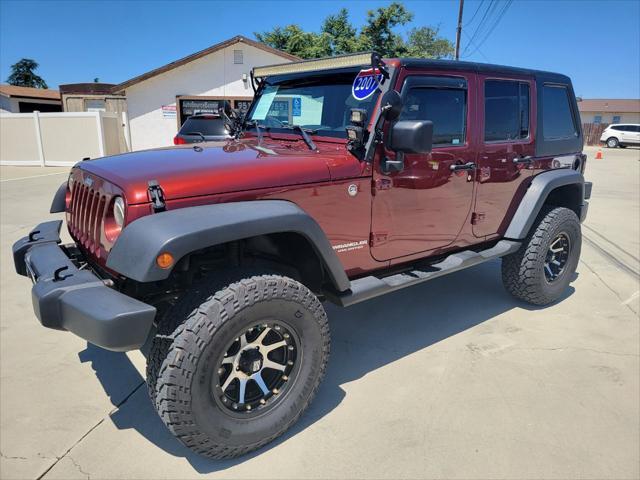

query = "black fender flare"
[[504, 169, 587, 240], [106, 200, 351, 292], [50, 182, 67, 213]]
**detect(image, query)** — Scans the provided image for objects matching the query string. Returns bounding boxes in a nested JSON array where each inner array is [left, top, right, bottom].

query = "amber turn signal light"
[[156, 252, 174, 269]]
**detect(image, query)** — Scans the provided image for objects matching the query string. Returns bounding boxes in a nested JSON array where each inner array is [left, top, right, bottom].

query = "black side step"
[[329, 240, 521, 307]]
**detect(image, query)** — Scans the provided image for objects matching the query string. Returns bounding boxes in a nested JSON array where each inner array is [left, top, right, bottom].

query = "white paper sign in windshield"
[[252, 86, 279, 120]]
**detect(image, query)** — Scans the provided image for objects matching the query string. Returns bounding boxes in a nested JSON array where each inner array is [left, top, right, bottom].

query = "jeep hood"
[[77, 139, 356, 204]]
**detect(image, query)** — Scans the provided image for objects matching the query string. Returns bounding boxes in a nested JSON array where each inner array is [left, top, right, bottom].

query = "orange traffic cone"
[[595, 149, 603, 160]]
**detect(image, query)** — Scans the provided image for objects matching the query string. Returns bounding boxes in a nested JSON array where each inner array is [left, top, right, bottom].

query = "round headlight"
[[113, 197, 125, 227]]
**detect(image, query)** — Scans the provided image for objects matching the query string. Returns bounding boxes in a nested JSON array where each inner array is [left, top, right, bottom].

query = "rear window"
[[179, 116, 227, 136], [543, 85, 578, 140], [484, 80, 530, 142]]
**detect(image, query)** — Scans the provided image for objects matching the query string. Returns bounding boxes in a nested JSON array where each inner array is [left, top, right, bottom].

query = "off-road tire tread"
[[502, 206, 579, 305], [151, 274, 329, 459]]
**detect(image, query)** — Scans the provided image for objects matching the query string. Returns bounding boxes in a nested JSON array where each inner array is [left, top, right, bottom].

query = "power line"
[[461, 0, 497, 56], [465, 0, 486, 27], [462, 30, 491, 63], [464, 0, 513, 57]]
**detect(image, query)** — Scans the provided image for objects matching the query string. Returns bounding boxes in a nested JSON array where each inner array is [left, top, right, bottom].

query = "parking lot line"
[[0, 171, 67, 183]]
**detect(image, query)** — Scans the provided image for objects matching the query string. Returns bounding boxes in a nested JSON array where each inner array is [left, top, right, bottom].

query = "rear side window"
[[543, 85, 578, 140], [180, 116, 227, 136], [399, 87, 466, 146], [484, 80, 530, 142]]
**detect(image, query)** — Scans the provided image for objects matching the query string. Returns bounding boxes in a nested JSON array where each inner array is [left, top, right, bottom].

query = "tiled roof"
[[578, 99, 640, 113]]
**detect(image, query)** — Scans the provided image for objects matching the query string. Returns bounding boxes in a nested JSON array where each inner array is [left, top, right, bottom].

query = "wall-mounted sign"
[[180, 99, 221, 117], [161, 105, 177, 119], [234, 100, 252, 113]]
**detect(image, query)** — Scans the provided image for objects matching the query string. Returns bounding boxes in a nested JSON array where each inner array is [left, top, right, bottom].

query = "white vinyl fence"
[[0, 111, 130, 167]]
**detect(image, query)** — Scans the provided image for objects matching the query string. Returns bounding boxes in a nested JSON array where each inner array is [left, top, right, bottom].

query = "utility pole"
[[455, 0, 465, 60]]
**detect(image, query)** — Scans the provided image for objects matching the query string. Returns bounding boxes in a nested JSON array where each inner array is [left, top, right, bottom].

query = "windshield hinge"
[[147, 180, 166, 213]]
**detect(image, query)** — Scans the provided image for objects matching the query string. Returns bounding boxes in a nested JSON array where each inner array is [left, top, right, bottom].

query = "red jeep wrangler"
[[13, 53, 591, 458]]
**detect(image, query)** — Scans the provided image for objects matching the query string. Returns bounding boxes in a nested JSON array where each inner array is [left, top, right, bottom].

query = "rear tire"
[[606, 137, 619, 148], [501, 207, 581, 306], [148, 274, 330, 459]]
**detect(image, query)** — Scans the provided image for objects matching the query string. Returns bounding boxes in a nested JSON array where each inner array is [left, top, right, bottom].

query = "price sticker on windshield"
[[352, 68, 383, 101]]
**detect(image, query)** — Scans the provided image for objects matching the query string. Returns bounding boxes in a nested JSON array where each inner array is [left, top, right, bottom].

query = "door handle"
[[450, 162, 476, 171], [513, 155, 533, 164]]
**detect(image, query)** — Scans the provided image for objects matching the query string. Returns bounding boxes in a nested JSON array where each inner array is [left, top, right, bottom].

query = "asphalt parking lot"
[[1, 145, 638, 480]]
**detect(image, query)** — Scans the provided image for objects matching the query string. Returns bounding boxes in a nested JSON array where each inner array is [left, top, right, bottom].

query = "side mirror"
[[389, 120, 433, 154], [382, 120, 433, 173], [380, 90, 403, 121]]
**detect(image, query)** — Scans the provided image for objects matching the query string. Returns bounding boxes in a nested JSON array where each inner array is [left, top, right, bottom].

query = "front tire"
[[502, 207, 581, 306], [148, 275, 330, 459], [606, 137, 619, 148]]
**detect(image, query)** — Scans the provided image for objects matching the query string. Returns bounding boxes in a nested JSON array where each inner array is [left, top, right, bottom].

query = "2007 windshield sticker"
[[352, 68, 383, 101]]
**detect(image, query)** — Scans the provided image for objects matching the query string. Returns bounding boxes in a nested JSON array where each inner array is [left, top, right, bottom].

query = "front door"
[[473, 75, 535, 237], [371, 71, 477, 261]]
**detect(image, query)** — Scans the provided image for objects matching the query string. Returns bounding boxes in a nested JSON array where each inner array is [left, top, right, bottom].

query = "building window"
[[233, 50, 243, 64], [612, 115, 621, 124], [593, 115, 602, 124], [85, 99, 106, 112]]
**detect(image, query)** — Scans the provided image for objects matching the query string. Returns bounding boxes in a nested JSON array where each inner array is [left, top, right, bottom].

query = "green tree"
[[403, 27, 455, 59], [321, 8, 360, 55], [255, 2, 453, 60], [6, 58, 48, 89], [255, 25, 330, 59], [359, 2, 413, 57]]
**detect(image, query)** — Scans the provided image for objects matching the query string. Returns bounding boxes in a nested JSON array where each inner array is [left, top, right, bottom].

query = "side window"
[[632, 126, 640, 133], [399, 87, 466, 146], [484, 80, 530, 142], [543, 85, 578, 139]]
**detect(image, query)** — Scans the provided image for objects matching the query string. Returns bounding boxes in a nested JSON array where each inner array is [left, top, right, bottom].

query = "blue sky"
[[1, 0, 638, 98]]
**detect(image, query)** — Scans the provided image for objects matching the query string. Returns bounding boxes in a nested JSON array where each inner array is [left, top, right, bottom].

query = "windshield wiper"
[[282, 125, 317, 151]]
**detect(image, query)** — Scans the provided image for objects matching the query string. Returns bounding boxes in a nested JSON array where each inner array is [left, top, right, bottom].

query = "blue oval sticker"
[[352, 68, 383, 101]]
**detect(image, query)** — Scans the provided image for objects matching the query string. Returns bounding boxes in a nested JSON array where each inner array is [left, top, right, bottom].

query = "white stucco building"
[[112, 36, 298, 151]]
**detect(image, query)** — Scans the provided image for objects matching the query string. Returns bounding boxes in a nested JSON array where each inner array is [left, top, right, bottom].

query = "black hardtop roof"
[[397, 58, 571, 84]]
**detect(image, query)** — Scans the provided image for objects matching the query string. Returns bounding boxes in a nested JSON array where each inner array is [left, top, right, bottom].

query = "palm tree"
[[7, 59, 48, 89]]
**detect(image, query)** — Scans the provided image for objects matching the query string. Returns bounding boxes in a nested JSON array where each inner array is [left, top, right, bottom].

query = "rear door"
[[370, 70, 477, 261], [473, 75, 535, 237], [621, 125, 640, 144]]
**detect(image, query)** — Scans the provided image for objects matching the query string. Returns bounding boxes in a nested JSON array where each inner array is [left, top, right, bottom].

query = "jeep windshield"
[[246, 69, 380, 139]]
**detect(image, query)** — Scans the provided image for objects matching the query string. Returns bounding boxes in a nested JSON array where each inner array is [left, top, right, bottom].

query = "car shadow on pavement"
[[79, 259, 575, 473]]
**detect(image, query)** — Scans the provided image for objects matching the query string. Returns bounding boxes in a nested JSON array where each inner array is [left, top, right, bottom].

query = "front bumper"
[[12, 221, 156, 351]]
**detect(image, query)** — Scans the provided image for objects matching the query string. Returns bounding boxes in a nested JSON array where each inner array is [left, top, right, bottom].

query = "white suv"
[[600, 124, 640, 148]]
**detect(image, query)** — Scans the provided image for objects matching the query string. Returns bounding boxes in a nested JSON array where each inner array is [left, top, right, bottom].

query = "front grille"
[[68, 179, 108, 257]]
